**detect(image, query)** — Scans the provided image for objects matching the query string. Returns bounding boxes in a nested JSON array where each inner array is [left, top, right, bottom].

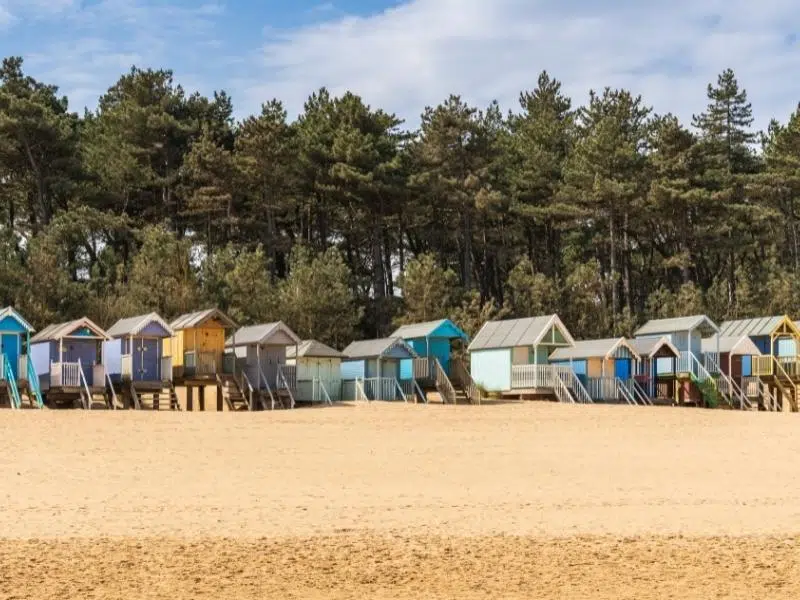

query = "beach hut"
[[225, 321, 301, 410], [104, 313, 178, 410], [627, 336, 680, 403], [29, 317, 112, 409], [0, 307, 41, 409], [163, 308, 238, 380], [341, 337, 419, 401], [719, 316, 800, 411], [549, 337, 640, 403], [391, 319, 468, 376], [286, 340, 344, 403], [467, 315, 590, 403]]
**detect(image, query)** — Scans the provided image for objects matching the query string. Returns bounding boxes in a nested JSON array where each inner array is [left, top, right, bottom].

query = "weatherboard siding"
[[471, 348, 511, 392]]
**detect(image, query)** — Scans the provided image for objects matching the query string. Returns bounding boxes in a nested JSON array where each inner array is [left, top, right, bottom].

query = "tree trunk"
[[462, 210, 473, 289], [623, 211, 631, 314], [609, 208, 619, 325]]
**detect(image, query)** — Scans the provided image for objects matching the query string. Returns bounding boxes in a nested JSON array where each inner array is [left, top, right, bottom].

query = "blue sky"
[[1, 0, 798, 130]]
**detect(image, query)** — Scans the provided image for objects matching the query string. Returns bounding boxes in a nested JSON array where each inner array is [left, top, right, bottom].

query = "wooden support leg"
[[154, 392, 159, 412], [199, 386, 205, 411], [187, 386, 194, 412], [217, 385, 223, 412]]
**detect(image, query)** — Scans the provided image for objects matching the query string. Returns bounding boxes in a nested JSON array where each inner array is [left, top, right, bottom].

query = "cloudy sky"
[[1, 0, 798, 130]]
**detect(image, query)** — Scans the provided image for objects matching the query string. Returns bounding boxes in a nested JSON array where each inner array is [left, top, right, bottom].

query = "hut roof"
[[550, 337, 639, 361], [286, 340, 344, 359], [226, 321, 301, 347], [468, 315, 573, 351], [31, 317, 110, 343], [0, 307, 34, 332], [342, 337, 417, 360], [702, 336, 762, 356], [627, 336, 680, 358], [719, 316, 799, 338], [170, 308, 237, 331], [635, 315, 719, 337], [106, 313, 173, 338], [391, 319, 468, 341]]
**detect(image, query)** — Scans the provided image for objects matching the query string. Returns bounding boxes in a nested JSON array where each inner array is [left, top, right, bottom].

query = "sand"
[[1, 403, 800, 598]]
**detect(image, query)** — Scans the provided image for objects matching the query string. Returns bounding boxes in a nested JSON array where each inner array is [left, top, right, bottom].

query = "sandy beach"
[[2, 403, 800, 598]]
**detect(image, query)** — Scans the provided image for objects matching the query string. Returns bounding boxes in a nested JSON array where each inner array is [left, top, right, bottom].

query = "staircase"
[[773, 360, 798, 412], [129, 380, 181, 411], [450, 358, 483, 404], [703, 353, 750, 410], [217, 373, 252, 411]]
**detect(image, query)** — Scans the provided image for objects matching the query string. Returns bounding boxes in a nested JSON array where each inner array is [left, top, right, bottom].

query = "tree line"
[[1, 55, 799, 347]]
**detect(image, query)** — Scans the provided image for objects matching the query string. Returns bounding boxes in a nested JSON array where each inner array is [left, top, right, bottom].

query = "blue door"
[[1, 334, 18, 379], [614, 359, 631, 380], [741, 355, 752, 377], [137, 338, 159, 381]]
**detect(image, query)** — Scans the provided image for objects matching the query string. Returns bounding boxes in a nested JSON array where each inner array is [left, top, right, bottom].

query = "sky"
[[0, 0, 798, 131]]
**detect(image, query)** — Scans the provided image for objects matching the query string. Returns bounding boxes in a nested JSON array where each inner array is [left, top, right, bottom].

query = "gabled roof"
[[0, 307, 34, 332], [342, 337, 418, 360], [719, 316, 799, 339], [550, 337, 639, 361], [627, 336, 680, 358], [468, 315, 574, 351], [30, 317, 110, 343], [106, 313, 174, 338], [702, 336, 762, 356], [286, 340, 344, 359], [226, 321, 301, 347], [391, 319, 468, 341], [170, 308, 237, 331], [635, 315, 719, 337]]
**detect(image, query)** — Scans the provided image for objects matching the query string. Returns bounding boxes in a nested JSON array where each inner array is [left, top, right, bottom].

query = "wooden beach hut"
[[225, 321, 301, 410], [341, 337, 419, 401], [549, 337, 640, 404], [163, 308, 238, 381], [0, 307, 42, 409], [391, 318, 478, 403], [467, 315, 591, 403], [286, 340, 344, 403], [627, 336, 680, 404], [29, 317, 113, 409], [719, 316, 800, 411], [104, 313, 178, 410]]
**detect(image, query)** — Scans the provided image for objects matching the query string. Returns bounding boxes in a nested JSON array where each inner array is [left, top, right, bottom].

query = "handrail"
[[452, 358, 482, 405], [77, 359, 92, 410], [412, 378, 426, 404], [553, 367, 593, 404], [105, 369, 118, 410], [703, 352, 746, 409], [2, 354, 21, 409], [130, 381, 142, 410], [773, 357, 797, 411], [355, 378, 368, 402], [277, 367, 295, 409], [615, 378, 637, 405], [258, 365, 277, 410], [26, 356, 43, 408], [394, 378, 407, 403], [552, 371, 574, 403], [316, 379, 333, 405], [628, 379, 652, 406], [241, 370, 256, 410], [433, 357, 457, 404]]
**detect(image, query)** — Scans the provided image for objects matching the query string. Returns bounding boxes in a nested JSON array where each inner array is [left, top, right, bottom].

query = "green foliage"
[[2, 55, 800, 347]]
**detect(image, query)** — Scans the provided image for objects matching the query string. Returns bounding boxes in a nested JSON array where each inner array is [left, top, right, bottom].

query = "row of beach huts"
[[0, 307, 798, 412]]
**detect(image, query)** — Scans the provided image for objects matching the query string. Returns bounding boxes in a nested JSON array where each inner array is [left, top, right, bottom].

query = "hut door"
[[614, 359, 631, 380], [139, 339, 159, 381], [1, 334, 18, 379]]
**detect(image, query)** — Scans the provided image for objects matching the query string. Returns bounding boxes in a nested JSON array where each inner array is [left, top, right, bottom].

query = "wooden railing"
[[433, 358, 456, 404], [121, 355, 133, 379], [51, 362, 81, 387], [277, 367, 296, 408], [399, 378, 426, 404], [297, 379, 334, 405], [553, 367, 593, 404], [0, 353, 5, 382], [412, 357, 434, 381], [752, 356, 774, 376], [161, 356, 173, 381], [355, 378, 368, 402], [451, 358, 482, 405], [258, 365, 277, 410], [362, 377, 406, 401], [626, 379, 652, 405], [511, 364, 554, 389], [184, 351, 218, 376], [277, 364, 297, 390], [585, 377, 619, 402], [778, 356, 800, 378]]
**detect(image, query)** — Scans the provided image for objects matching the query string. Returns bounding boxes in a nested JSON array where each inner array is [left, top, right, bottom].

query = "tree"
[[504, 257, 558, 318], [395, 254, 460, 325]]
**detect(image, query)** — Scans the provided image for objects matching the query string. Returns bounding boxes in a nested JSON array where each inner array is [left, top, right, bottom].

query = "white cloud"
[[236, 0, 800, 131]]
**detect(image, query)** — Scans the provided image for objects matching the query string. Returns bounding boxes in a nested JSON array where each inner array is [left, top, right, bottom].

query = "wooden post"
[[187, 385, 194, 412], [154, 391, 159, 412], [217, 384, 223, 412], [199, 385, 205, 411]]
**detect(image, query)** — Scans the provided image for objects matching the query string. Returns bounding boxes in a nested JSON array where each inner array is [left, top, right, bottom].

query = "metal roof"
[[627, 336, 680, 358], [391, 319, 467, 340], [719, 316, 796, 338], [106, 313, 174, 338], [30, 317, 110, 343], [635, 315, 719, 337], [550, 337, 639, 361], [226, 321, 301, 347], [0, 307, 34, 332], [342, 337, 417, 360], [468, 315, 574, 351], [286, 340, 344, 359], [170, 308, 237, 331], [702, 336, 762, 356]]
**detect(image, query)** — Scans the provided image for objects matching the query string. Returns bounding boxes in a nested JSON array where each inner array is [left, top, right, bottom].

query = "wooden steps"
[[127, 380, 180, 411]]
